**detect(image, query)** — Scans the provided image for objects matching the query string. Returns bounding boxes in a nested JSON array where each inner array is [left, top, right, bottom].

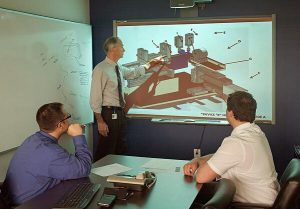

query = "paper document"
[[141, 159, 178, 172], [91, 163, 132, 177]]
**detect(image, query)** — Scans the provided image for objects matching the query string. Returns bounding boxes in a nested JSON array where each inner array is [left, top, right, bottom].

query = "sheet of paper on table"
[[141, 159, 180, 173], [91, 163, 132, 177]]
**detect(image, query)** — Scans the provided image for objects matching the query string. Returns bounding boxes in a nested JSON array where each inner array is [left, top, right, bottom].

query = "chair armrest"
[[195, 179, 236, 209]]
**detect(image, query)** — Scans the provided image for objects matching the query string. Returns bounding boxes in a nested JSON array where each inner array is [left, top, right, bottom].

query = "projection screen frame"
[[113, 15, 276, 125]]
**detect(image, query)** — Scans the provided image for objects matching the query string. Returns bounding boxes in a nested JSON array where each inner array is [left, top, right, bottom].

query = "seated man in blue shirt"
[[3, 102, 92, 206]]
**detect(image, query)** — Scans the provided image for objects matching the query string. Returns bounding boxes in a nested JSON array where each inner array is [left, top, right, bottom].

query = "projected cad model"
[[118, 16, 274, 122], [123, 32, 245, 117]]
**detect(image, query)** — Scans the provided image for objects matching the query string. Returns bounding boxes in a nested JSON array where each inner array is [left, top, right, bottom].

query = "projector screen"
[[114, 15, 275, 124]]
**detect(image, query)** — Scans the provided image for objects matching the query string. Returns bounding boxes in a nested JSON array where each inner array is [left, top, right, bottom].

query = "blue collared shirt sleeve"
[[47, 135, 92, 180]]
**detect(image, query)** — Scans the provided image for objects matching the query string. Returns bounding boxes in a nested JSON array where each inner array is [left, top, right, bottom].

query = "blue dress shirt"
[[4, 131, 92, 205]]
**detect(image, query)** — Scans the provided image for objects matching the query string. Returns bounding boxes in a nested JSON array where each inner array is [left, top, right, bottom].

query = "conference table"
[[16, 155, 200, 209]]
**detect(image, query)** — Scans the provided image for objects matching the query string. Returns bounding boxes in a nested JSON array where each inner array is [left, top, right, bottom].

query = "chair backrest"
[[191, 178, 236, 209], [0, 183, 10, 209], [272, 158, 300, 209]]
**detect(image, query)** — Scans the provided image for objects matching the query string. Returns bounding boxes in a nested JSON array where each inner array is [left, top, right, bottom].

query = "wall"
[[0, 0, 91, 181], [0, 0, 89, 23], [90, 0, 300, 176]]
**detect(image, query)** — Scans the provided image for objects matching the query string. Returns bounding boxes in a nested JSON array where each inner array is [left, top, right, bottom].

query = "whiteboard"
[[0, 8, 93, 152]]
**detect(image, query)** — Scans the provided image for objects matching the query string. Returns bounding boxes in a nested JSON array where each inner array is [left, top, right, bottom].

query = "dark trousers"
[[94, 107, 127, 161]]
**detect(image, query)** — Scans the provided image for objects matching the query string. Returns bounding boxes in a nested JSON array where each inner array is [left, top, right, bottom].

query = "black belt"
[[102, 106, 123, 111]]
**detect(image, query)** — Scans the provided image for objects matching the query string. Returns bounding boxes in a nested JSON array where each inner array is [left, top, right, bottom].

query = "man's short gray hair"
[[103, 36, 121, 54]]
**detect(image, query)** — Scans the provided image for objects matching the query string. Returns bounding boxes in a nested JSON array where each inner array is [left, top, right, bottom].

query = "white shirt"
[[207, 122, 279, 205], [90, 57, 145, 113]]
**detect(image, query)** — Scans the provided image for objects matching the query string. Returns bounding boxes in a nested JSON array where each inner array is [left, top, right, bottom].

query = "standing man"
[[3, 103, 92, 206], [183, 91, 279, 205], [90, 36, 163, 161]]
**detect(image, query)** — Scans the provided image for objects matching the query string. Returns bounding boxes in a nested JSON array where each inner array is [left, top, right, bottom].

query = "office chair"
[[230, 158, 300, 209], [0, 182, 10, 209], [191, 178, 236, 209]]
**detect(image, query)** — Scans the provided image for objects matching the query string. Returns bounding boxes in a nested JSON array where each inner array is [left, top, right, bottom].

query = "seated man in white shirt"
[[183, 91, 279, 205]]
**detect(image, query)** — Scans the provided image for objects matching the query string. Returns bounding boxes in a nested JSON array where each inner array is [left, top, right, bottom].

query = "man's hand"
[[98, 121, 109, 137], [144, 55, 165, 71], [67, 124, 83, 137], [183, 160, 199, 176]]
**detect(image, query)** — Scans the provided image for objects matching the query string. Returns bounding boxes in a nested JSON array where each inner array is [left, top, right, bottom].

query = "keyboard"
[[53, 182, 101, 209]]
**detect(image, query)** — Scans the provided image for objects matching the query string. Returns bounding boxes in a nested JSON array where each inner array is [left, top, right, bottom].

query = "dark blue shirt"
[[4, 131, 92, 205]]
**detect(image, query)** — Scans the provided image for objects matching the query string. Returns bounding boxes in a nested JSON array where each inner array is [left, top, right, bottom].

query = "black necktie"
[[115, 65, 125, 108]]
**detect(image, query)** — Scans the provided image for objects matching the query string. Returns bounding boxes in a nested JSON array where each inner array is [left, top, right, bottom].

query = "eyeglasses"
[[57, 113, 71, 126]]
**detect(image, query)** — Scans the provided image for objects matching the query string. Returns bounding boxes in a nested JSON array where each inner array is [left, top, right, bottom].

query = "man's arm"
[[195, 162, 219, 184], [122, 56, 165, 80], [90, 68, 104, 114], [90, 68, 109, 136], [183, 154, 214, 176], [194, 153, 214, 166], [143, 56, 165, 71], [48, 124, 92, 180], [195, 138, 243, 183], [94, 112, 109, 137]]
